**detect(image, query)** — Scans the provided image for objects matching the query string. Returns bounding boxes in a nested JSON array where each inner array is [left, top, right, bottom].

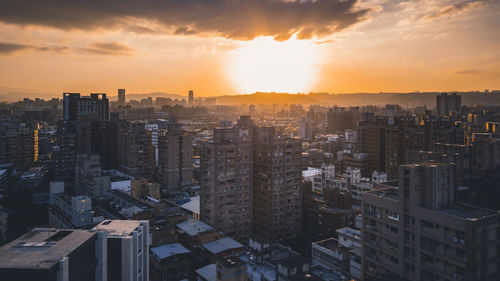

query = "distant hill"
[[1, 86, 499, 107], [121, 92, 185, 101], [214, 92, 500, 107]]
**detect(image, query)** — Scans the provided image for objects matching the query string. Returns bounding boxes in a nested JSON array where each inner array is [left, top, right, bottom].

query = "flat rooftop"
[[0, 228, 96, 269], [151, 243, 190, 260], [93, 220, 146, 237], [337, 227, 361, 240], [239, 253, 276, 281], [176, 218, 214, 236], [440, 203, 499, 220], [202, 237, 244, 254], [218, 256, 246, 268], [196, 264, 216, 281], [366, 187, 399, 201], [313, 237, 342, 252]]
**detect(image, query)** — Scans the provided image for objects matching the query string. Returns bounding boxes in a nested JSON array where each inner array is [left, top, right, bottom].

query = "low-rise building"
[[150, 243, 192, 281]]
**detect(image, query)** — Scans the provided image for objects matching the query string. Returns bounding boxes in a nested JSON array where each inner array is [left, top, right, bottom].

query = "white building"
[[145, 123, 159, 166], [337, 227, 362, 280], [93, 220, 150, 281]]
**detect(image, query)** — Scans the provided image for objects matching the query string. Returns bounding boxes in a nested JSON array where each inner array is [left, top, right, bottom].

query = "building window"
[[387, 210, 399, 221]]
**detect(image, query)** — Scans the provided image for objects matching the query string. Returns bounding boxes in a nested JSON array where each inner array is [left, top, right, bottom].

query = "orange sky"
[[0, 0, 499, 99]]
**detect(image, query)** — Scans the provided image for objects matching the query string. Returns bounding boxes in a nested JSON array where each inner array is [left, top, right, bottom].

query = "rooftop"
[[151, 243, 190, 260], [176, 218, 214, 236], [440, 203, 499, 220], [0, 228, 96, 270], [239, 253, 276, 281], [337, 227, 361, 241], [313, 237, 343, 252], [218, 256, 246, 268], [195, 264, 216, 281], [93, 220, 146, 237], [180, 196, 200, 215], [202, 237, 244, 254], [302, 167, 321, 178], [366, 187, 399, 201]]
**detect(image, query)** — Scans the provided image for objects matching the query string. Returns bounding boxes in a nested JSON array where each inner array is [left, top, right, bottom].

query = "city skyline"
[[1, 0, 500, 98]]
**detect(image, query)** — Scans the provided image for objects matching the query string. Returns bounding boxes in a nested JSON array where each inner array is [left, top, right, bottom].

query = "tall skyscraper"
[[118, 88, 126, 105], [436, 93, 462, 117], [361, 163, 500, 280], [188, 90, 194, 106]]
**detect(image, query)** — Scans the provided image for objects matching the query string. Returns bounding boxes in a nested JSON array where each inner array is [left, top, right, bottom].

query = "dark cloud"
[[423, 1, 483, 20], [455, 69, 480, 75], [126, 25, 157, 34], [0, 42, 69, 55], [0, 0, 370, 40], [83, 42, 134, 56], [0, 42, 30, 55]]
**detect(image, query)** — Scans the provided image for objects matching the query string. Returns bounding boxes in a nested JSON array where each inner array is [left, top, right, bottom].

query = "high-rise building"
[[118, 88, 126, 105], [253, 126, 302, 241], [472, 138, 500, 173], [358, 122, 386, 174], [75, 154, 110, 198], [361, 163, 500, 281], [93, 220, 149, 281], [200, 117, 254, 241], [298, 117, 312, 140], [188, 90, 194, 106], [145, 123, 159, 166], [200, 116, 302, 242], [327, 107, 355, 133], [157, 118, 193, 191], [436, 93, 462, 117], [0, 123, 38, 170], [0, 228, 107, 281], [120, 123, 155, 179], [63, 93, 109, 121]]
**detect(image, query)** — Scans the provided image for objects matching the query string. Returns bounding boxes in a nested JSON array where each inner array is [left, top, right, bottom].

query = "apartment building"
[[361, 163, 500, 281]]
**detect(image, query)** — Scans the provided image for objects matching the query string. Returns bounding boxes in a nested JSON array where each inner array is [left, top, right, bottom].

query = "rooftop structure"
[[202, 237, 244, 255], [151, 243, 190, 260], [176, 218, 214, 237]]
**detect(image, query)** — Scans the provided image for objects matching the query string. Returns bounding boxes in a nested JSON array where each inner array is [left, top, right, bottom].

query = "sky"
[[0, 0, 499, 99]]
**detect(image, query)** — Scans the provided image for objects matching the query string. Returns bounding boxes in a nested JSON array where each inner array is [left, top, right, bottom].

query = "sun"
[[226, 36, 322, 94]]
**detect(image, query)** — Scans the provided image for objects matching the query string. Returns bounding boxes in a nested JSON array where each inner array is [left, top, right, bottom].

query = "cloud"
[[0, 42, 69, 56], [126, 25, 157, 34], [454, 69, 480, 74], [0, 0, 370, 41], [0, 42, 30, 55], [423, 1, 484, 20], [83, 42, 134, 56]]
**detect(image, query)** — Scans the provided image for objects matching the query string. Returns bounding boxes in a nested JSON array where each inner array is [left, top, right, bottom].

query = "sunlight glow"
[[227, 36, 322, 94]]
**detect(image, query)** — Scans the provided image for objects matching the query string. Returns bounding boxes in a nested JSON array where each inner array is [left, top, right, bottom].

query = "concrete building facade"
[[361, 163, 500, 281]]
